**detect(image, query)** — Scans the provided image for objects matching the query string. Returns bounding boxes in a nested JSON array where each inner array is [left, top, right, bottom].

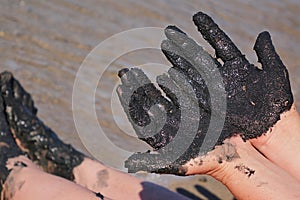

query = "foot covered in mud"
[[117, 12, 293, 174], [0, 92, 25, 193], [0, 71, 84, 180]]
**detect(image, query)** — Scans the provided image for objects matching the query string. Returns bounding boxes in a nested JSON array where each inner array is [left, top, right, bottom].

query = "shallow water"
[[1, 0, 299, 198]]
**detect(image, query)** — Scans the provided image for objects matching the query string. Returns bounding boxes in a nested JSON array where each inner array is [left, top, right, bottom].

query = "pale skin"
[[2, 104, 300, 200], [3, 154, 189, 200], [3, 156, 103, 200], [183, 104, 300, 199]]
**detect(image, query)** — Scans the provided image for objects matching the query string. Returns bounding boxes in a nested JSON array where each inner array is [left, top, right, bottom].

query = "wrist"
[[250, 103, 300, 180], [250, 103, 300, 149]]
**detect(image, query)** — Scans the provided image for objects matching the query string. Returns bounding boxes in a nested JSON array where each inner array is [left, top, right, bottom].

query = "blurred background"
[[1, 0, 299, 199]]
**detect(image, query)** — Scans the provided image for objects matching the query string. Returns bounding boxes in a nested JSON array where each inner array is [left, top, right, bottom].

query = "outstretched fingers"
[[162, 25, 226, 120], [117, 68, 179, 149], [161, 40, 210, 111], [164, 26, 219, 76], [192, 11, 243, 62], [118, 68, 160, 127]]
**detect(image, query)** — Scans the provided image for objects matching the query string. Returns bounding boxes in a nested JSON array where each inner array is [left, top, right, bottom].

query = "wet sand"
[[1, 0, 299, 199]]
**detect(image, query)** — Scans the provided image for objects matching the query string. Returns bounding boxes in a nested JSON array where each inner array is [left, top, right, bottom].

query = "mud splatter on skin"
[[96, 169, 109, 189], [2, 166, 26, 200], [118, 12, 293, 174], [13, 161, 28, 167], [212, 142, 240, 164], [234, 164, 255, 178], [0, 71, 85, 181], [95, 192, 104, 200]]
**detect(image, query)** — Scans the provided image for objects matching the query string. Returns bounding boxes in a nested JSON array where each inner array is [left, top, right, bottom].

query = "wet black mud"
[[234, 164, 255, 178], [118, 68, 182, 150], [1, 1, 300, 199], [193, 12, 293, 140], [118, 12, 294, 174], [0, 71, 84, 181], [0, 87, 24, 193], [95, 192, 104, 200]]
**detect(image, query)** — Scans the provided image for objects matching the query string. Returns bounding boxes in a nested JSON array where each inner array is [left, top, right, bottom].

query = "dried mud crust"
[[118, 12, 293, 174], [0, 71, 84, 181]]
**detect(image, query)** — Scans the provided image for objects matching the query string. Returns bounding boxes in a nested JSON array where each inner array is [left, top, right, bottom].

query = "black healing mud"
[[0, 71, 85, 181], [0, 88, 24, 194], [95, 192, 104, 200], [234, 164, 255, 178], [118, 12, 294, 174], [118, 67, 210, 175], [124, 152, 188, 176], [193, 12, 293, 141], [212, 142, 240, 164], [118, 68, 182, 150]]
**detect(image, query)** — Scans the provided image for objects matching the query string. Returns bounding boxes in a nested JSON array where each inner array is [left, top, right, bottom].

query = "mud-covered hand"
[[117, 12, 293, 175], [191, 12, 293, 140], [117, 64, 212, 174]]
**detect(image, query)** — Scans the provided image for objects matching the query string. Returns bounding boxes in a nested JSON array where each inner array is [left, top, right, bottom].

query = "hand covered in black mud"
[[117, 12, 293, 175]]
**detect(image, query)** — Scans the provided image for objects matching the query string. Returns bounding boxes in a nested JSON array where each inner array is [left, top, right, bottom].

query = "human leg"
[[0, 90, 106, 200], [2, 156, 108, 200], [73, 157, 188, 200]]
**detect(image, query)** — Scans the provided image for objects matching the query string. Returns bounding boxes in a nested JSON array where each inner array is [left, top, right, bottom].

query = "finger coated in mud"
[[254, 31, 286, 72], [166, 68, 209, 111], [118, 67, 151, 87], [125, 151, 187, 175], [156, 73, 211, 155], [117, 68, 181, 150], [164, 26, 219, 77], [117, 84, 161, 147], [156, 72, 203, 124], [161, 40, 207, 87], [161, 39, 225, 119], [162, 28, 226, 110], [117, 68, 167, 107], [160, 46, 210, 110], [118, 68, 164, 125], [193, 12, 243, 62], [117, 68, 170, 126]]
